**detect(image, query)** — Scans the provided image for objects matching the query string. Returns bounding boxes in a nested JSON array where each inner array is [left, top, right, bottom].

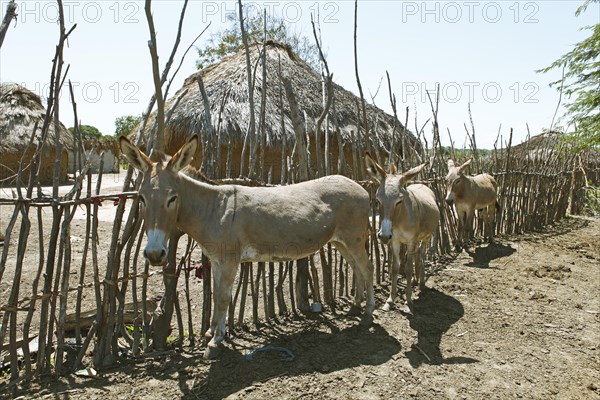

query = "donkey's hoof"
[[382, 302, 393, 312], [347, 305, 362, 317], [360, 313, 373, 326], [204, 328, 213, 339], [204, 344, 221, 360], [402, 303, 414, 315]]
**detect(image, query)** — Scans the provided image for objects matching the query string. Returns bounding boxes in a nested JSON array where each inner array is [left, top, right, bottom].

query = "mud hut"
[[0, 83, 74, 185], [136, 41, 420, 182]]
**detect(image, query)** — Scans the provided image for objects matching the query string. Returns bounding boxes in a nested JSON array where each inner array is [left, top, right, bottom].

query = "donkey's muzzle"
[[144, 248, 167, 266], [377, 232, 392, 245]]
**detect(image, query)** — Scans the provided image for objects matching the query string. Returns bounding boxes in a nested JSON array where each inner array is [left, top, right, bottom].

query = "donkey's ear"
[[120, 136, 152, 172], [459, 158, 472, 172], [365, 152, 386, 182], [402, 160, 429, 184], [168, 135, 198, 172], [447, 158, 455, 170]]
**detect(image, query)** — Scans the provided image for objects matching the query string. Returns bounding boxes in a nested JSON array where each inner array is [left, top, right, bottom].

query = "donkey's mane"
[[181, 165, 218, 185]]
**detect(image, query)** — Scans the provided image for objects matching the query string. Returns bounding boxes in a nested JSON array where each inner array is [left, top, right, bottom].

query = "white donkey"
[[366, 154, 440, 314], [120, 135, 375, 359], [445, 158, 499, 250]]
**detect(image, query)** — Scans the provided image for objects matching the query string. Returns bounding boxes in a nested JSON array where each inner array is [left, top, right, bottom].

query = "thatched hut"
[[136, 41, 420, 182], [0, 83, 74, 185]]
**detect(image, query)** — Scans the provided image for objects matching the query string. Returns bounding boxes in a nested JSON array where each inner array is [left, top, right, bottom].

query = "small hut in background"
[[136, 41, 420, 182], [0, 83, 74, 185]]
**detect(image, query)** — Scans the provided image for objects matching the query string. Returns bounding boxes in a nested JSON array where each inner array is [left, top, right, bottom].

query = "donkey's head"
[[445, 158, 471, 206], [120, 135, 198, 266], [365, 153, 429, 245]]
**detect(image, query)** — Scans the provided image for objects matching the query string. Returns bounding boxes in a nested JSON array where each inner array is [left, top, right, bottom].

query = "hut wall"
[[0, 147, 69, 185], [188, 133, 365, 183]]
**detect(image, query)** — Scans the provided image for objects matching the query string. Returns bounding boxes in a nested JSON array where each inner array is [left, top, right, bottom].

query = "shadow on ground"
[[405, 288, 478, 367], [465, 242, 516, 268]]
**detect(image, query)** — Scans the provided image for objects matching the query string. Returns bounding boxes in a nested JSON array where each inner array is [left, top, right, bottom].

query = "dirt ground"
[[1, 209, 598, 399]]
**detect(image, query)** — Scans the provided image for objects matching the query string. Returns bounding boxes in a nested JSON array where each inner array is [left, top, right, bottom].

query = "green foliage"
[[538, 0, 600, 151], [196, 10, 319, 70], [69, 124, 103, 140], [115, 115, 142, 138]]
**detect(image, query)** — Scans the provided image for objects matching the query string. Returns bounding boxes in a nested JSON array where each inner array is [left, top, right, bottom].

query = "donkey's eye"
[[167, 196, 178, 207]]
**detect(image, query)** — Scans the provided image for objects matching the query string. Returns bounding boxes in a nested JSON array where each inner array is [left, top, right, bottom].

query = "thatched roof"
[[0, 83, 74, 153], [137, 41, 419, 153]]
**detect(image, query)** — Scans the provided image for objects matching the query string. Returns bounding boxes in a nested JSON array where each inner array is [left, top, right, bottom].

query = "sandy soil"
[[1, 207, 598, 399]]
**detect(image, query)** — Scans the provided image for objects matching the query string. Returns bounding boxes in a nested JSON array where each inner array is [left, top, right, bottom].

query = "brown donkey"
[[120, 135, 375, 359], [445, 158, 499, 250], [366, 153, 440, 314]]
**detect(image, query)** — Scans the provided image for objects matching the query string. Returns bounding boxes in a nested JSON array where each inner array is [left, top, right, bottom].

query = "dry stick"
[[215, 89, 230, 178], [467, 103, 480, 173], [288, 261, 296, 314], [69, 81, 88, 347], [2, 165, 28, 381], [311, 14, 332, 176], [278, 54, 287, 185], [130, 225, 146, 357], [144, 0, 169, 152], [385, 72, 399, 167], [196, 71, 214, 177], [0, 0, 17, 49], [276, 262, 288, 315], [314, 75, 334, 178], [238, 264, 250, 326], [184, 242, 195, 346], [54, 203, 78, 373], [267, 262, 276, 319], [117, 200, 143, 346], [353, 0, 370, 155], [252, 263, 261, 325], [19, 129, 46, 377], [282, 76, 311, 312], [238, 0, 257, 178], [261, 262, 268, 321], [257, 12, 268, 181]]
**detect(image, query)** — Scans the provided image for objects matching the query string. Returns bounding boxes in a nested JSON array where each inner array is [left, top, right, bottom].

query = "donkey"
[[365, 153, 440, 314], [120, 135, 375, 359], [445, 158, 499, 250]]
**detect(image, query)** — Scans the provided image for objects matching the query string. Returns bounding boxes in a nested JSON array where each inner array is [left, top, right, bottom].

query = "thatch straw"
[[0, 83, 74, 152], [136, 41, 419, 154]]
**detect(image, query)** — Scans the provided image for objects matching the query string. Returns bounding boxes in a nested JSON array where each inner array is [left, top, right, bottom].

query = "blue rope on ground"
[[245, 345, 295, 362]]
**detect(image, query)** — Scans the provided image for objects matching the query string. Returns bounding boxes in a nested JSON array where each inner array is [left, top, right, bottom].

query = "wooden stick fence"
[[1, 136, 597, 383]]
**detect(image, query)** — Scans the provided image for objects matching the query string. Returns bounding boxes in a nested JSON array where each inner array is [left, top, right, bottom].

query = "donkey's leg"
[[456, 208, 466, 251], [465, 210, 475, 245], [404, 243, 418, 314], [347, 245, 375, 325], [416, 242, 426, 290], [205, 261, 237, 359], [335, 241, 374, 325], [383, 242, 401, 312]]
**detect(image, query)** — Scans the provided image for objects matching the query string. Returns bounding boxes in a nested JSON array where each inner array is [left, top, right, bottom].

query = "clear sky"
[[1, 1, 598, 149]]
